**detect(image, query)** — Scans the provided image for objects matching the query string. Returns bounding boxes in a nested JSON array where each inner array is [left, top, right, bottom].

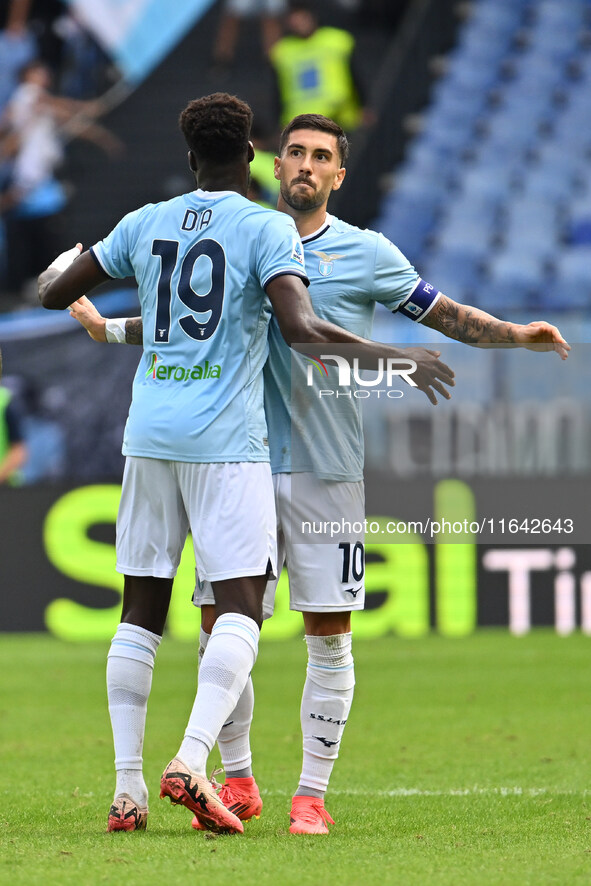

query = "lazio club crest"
[[312, 250, 345, 277]]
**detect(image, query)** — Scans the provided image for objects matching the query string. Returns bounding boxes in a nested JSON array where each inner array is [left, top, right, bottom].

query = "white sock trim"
[[305, 633, 355, 691], [211, 612, 260, 655], [108, 623, 161, 668]]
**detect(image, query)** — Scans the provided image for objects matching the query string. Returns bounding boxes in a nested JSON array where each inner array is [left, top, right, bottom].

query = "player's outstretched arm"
[[69, 297, 142, 344], [266, 274, 455, 404], [422, 293, 570, 360], [38, 244, 110, 309]]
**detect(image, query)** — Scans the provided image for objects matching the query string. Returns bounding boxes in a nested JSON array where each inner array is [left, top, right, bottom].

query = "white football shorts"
[[193, 471, 365, 616], [116, 457, 276, 582]]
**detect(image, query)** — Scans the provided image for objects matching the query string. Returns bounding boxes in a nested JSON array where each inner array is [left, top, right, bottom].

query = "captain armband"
[[397, 279, 441, 321]]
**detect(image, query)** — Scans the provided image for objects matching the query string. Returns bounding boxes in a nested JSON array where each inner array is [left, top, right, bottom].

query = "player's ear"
[[188, 150, 197, 172], [332, 166, 346, 192], [273, 156, 281, 180], [247, 141, 255, 162]]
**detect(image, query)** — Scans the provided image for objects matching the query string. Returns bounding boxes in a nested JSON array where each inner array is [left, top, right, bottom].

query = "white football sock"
[[198, 626, 255, 777], [297, 633, 355, 797], [178, 612, 259, 774], [106, 623, 161, 807], [198, 626, 210, 665], [218, 675, 255, 777]]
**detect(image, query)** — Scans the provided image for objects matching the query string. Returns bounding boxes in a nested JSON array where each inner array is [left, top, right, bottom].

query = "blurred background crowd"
[[0, 0, 403, 311], [0, 0, 121, 308]]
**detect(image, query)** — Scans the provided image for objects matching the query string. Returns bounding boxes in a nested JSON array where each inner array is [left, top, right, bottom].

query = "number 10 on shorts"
[[339, 542, 365, 583]]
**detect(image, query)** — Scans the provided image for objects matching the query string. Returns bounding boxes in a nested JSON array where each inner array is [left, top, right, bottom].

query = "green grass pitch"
[[1, 631, 591, 886]]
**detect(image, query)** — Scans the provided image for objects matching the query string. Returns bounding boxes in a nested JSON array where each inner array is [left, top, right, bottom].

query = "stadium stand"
[[374, 0, 591, 316]]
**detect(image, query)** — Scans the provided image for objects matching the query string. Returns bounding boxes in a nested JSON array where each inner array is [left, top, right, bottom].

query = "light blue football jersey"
[[264, 214, 440, 480], [91, 189, 308, 462]]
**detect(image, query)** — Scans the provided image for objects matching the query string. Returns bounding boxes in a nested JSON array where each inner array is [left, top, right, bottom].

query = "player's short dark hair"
[[278, 114, 349, 165], [179, 92, 253, 164]]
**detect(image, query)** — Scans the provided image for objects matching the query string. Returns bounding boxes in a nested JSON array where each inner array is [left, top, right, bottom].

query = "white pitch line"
[[262, 786, 588, 798]]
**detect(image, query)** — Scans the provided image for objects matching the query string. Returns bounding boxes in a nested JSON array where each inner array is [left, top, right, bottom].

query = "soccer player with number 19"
[[39, 92, 312, 835]]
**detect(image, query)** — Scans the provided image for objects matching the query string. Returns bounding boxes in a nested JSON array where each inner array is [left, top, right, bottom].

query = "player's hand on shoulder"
[[38, 243, 83, 302], [69, 295, 107, 342], [405, 347, 455, 405], [49, 243, 83, 273]]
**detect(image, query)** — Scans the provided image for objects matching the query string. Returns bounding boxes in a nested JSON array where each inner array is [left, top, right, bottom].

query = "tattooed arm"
[[69, 296, 143, 345], [422, 293, 570, 359], [121, 317, 143, 345]]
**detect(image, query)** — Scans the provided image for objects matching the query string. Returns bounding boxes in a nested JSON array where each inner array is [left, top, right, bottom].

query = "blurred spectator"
[[0, 59, 67, 302], [269, 0, 374, 130], [211, 0, 287, 72], [0, 372, 66, 483], [0, 374, 27, 484], [53, 9, 114, 99], [0, 0, 37, 117], [18, 375, 66, 482], [26, 0, 66, 73], [0, 58, 122, 304]]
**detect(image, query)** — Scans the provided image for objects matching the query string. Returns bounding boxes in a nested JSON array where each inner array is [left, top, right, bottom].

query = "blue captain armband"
[[396, 279, 441, 321]]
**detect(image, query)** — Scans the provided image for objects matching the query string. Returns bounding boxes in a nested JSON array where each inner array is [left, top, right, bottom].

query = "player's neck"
[[195, 164, 249, 197], [278, 196, 328, 237]]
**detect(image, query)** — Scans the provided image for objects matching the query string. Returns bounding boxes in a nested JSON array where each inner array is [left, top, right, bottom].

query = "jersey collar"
[[194, 188, 237, 199], [301, 214, 333, 244]]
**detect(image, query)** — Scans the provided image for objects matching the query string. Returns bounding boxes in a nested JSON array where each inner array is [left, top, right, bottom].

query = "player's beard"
[[281, 179, 326, 212]]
